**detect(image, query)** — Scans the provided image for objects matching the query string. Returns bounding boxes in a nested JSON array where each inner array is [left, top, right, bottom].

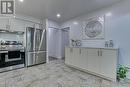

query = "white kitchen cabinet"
[[24, 21, 43, 32], [10, 19, 25, 32], [0, 18, 10, 30], [35, 24, 42, 29], [100, 49, 117, 81], [65, 47, 73, 65], [80, 48, 88, 70], [24, 22, 42, 29], [71, 48, 81, 67], [87, 48, 100, 74], [65, 47, 118, 81], [65, 47, 81, 67], [0, 17, 42, 32], [24, 21, 35, 28]]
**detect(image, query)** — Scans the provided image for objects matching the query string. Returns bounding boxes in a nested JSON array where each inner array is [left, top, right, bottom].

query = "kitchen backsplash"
[[0, 33, 24, 41]]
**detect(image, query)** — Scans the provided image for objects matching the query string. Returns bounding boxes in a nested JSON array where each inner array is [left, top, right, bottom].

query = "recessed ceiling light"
[[106, 12, 112, 17], [57, 14, 61, 18], [73, 21, 78, 25], [19, 0, 24, 2]]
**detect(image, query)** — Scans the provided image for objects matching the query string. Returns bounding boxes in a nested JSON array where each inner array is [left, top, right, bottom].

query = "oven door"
[[5, 51, 21, 62]]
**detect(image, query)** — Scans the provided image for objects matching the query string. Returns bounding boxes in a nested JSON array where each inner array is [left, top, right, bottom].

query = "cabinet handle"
[[100, 50, 102, 56], [70, 48, 73, 52], [79, 49, 81, 54], [98, 50, 99, 56]]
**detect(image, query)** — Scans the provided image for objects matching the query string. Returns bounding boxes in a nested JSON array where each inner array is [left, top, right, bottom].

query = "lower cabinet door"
[[80, 48, 88, 70], [71, 48, 81, 67], [87, 49, 100, 74], [100, 49, 117, 81], [65, 47, 73, 65], [65, 47, 81, 67]]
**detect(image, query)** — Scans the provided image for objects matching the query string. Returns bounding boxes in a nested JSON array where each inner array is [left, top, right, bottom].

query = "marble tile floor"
[[0, 60, 129, 87]]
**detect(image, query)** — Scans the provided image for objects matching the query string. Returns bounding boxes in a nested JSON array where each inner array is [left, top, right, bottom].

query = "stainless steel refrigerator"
[[26, 27, 46, 66]]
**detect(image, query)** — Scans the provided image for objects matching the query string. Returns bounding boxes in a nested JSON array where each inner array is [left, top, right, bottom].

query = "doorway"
[[47, 27, 69, 61]]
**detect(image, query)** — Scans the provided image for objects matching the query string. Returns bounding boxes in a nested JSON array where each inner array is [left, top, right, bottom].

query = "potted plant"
[[117, 65, 130, 82]]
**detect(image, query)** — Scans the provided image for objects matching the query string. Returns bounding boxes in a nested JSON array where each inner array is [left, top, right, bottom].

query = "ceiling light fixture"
[[57, 14, 61, 18], [106, 12, 112, 17], [19, 0, 24, 2], [73, 21, 78, 25]]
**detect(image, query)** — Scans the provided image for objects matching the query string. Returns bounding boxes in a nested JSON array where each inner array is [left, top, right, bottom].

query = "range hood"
[[0, 30, 24, 34]]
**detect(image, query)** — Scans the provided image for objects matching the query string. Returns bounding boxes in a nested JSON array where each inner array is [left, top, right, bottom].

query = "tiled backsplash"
[[0, 33, 24, 41]]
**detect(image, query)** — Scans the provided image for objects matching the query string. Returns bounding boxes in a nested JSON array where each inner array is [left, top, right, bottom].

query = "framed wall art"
[[82, 16, 105, 40]]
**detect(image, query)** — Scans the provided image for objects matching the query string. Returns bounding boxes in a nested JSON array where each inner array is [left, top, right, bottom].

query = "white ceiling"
[[15, 0, 121, 22]]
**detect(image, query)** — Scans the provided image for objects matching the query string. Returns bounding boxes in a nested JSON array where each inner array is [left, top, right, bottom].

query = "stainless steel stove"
[[0, 40, 25, 72], [0, 41, 24, 51]]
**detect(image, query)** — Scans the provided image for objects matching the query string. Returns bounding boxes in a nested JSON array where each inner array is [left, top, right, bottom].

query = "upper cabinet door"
[[25, 21, 35, 28], [24, 22, 42, 30], [10, 19, 25, 32], [35, 24, 42, 29], [0, 18, 9, 30]]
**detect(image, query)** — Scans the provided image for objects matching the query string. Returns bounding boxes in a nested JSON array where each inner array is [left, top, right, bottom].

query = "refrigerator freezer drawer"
[[35, 51, 46, 65], [26, 51, 46, 66], [26, 52, 36, 66]]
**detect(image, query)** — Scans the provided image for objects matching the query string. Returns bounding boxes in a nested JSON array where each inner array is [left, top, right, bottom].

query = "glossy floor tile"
[[0, 60, 129, 87]]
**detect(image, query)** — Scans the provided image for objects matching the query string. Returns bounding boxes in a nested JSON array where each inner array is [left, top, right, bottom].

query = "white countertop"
[[67, 46, 119, 50]]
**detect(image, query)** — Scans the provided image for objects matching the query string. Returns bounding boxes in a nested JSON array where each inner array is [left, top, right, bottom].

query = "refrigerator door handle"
[[26, 51, 46, 53], [33, 29, 36, 51]]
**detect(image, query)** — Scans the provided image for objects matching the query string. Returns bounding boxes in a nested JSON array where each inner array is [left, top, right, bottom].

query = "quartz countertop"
[[67, 46, 119, 50]]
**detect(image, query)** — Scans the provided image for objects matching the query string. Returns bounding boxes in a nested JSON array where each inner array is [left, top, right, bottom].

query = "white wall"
[[46, 19, 62, 59], [61, 28, 70, 58], [61, 0, 130, 78]]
